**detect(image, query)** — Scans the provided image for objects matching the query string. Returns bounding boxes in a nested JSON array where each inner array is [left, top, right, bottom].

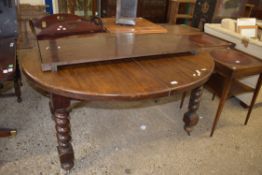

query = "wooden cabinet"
[[101, 0, 169, 23], [101, 0, 116, 17]]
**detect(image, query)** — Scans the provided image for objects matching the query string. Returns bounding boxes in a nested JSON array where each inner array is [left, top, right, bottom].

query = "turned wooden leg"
[[183, 86, 203, 135], [51, 94, 74, 171], [210, 76, 233, 137], [244, 73, 262, 125]]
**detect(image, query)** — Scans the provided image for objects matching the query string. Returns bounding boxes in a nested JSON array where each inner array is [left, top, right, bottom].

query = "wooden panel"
[[210, 48, 262, 77], [38, 33, 198, 71], [162, 24, 201, 35], [103, 18, 168, 34], [134, 52, 214, 93], [21, 48, 214, 101], [22, 48, 171, 101], [0, 38, 16, 81]]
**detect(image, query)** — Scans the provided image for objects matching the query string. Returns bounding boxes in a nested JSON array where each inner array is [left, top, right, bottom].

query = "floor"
[[0, 70, 262, 175]]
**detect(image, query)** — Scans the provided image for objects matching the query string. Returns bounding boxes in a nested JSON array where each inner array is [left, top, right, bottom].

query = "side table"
[[207, 48, 262, 136]]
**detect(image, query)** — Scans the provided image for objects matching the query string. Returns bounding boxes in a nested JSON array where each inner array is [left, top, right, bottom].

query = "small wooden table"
[[207, 48, 262, 136]]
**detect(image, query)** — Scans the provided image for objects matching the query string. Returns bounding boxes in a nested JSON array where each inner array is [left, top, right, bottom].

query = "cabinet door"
[[101, 0, 168, 23]]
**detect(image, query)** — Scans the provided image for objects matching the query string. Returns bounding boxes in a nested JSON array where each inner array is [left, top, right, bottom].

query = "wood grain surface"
[[22, 49, 214, 101], [38, 33, 198, 71]]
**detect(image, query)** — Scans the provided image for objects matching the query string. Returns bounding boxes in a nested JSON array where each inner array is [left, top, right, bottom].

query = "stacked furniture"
[[17, 3, 46, 49], [0, 0, 22, 137]]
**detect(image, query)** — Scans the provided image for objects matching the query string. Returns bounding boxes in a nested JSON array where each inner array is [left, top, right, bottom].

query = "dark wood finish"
[[33, 16, 229, 72], [21, 25, 217, 171], [101, 0, 169, 23], [244, 73, 262, 125], [51, 94, 74, 170], [38, 33, 199, 72], [0, 1, 21, 137], [22, 50, 214, 170], [208, 48, 262, 136], [30, 14, 105, 40], [247, 0, 262, 18], [137, 0, 169, 23], [183, 86, 203, 135], [0, 39, 22, 102], [22, 48, 214, 101]]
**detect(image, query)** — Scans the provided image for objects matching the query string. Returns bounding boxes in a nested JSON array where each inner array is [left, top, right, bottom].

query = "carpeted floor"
[[0, 62, 262, 175]]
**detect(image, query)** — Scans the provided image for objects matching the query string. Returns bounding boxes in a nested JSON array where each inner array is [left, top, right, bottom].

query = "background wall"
[[19, 0, 44, 5], [19, 0, 58, 13]]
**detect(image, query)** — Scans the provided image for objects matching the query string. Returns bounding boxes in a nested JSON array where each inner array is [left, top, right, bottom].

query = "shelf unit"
[[168, 0, 196, 24]]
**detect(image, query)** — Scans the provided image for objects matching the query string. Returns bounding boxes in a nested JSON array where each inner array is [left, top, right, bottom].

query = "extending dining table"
[[20, 18, 231, 171]]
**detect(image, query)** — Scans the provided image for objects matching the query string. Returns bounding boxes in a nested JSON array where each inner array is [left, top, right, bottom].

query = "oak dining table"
[[20, 18, 227, 171]]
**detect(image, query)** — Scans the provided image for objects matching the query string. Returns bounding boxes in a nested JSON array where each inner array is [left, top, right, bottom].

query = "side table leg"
[[210, 76, 233, 137], [244, 73, 262, 125], [180, 91, 187, 109], [14, 78, 22, 103], [51, 94, 74, 171], [183, 86, 203, 135], [14, 58, 22, 103]]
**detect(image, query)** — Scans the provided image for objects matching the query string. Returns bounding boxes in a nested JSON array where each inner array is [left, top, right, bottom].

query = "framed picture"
[[213, 0, 247, 21]]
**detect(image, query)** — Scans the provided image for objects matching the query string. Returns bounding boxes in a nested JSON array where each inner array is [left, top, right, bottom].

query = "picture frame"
[[213, 0, 247, 22]]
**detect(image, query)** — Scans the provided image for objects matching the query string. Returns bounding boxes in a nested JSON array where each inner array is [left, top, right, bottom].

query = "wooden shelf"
[[168, 0, 196, 24], [205, 73, 255, 98]]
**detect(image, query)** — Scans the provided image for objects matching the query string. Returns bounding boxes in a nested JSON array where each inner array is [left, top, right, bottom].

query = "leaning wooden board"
[[102, 17, 168, 34]]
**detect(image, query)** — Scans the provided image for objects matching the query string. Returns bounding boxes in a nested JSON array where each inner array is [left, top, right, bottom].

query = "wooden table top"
[[21, 25, 232, 101], [37, 25, 230, 72], [22, 49, 214, 101], [38, 33, 198, 71], [210, 48, 262, 78], [0, 37, 16, 81]]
